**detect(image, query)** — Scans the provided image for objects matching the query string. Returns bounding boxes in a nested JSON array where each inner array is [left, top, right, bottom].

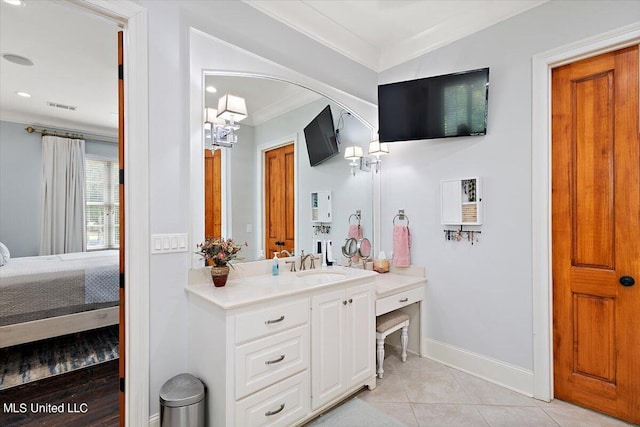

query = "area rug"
[[306, 397, 407, 426], [0, 325, 119, 390]]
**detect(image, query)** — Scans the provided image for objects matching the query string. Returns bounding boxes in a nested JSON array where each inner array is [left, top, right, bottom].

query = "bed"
[[0, 250, 119, 348]]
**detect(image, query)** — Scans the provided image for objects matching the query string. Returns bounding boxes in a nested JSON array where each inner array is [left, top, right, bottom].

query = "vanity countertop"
[[186, 265, 377, 310], [374, 271, 426, 299], [187, 261, 427, 310]]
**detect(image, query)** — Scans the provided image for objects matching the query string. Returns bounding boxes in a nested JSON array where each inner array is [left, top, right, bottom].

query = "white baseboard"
[[423, 337, 534, 397], [149, 413, 159, 427]]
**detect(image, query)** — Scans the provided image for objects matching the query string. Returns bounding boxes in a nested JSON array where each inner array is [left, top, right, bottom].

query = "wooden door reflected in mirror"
[[204, 148, 222, 239], [265, 143, 295, 257]]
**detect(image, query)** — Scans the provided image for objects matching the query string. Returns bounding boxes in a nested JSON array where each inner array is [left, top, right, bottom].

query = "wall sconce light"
[[365, 139, 388, 173], [344, 145, 363, 176], [217, 94, 247, 123], [204, 94, 248, 149]]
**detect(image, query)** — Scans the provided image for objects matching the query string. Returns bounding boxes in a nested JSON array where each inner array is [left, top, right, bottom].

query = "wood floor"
[[0, 359, 119, 426]]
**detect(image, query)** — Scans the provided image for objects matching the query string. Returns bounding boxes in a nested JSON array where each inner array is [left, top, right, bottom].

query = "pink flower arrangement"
[[197, 237, 247, 267]]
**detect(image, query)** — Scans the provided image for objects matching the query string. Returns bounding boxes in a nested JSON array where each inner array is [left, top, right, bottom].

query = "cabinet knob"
[[348, 298, 353, 304], [343, 300, 348, 305], [399, 297, 409, 303]]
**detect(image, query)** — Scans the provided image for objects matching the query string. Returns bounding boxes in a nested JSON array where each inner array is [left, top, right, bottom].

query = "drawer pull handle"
[[399, 297, 409, 303], [265, 403, 285, 417], [265, 315, 285, 325], [265, 354, 285, 365]]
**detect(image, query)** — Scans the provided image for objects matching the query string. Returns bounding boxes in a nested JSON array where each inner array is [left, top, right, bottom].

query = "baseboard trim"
[[149, 413, 159, 427], [424, 337, 534, 397]]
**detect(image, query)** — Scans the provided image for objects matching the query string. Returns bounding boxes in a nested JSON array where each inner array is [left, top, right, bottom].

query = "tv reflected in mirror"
[[303, 105, 340, 166]]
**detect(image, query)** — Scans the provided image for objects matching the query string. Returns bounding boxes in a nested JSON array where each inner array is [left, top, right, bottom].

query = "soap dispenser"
[[272, 252, 279, 276]]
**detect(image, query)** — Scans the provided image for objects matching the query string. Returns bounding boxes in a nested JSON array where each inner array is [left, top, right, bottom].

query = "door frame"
[[531, 22, 640, 402], [71, 1, 150, 425], [256, 134, 298, 260]]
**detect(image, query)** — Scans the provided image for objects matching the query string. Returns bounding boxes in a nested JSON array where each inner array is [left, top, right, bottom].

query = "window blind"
[[85, 159, 119, 250]]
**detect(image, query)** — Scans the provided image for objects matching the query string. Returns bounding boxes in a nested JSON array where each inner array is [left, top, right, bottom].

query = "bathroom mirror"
[[357, 237, 372, 259], [342, 237, 358, 258], [190, 29, 379, 267], [203, 75, 374, 262]]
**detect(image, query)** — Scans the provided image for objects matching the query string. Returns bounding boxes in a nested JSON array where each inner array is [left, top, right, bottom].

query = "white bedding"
[[0, 250, 119, 326], [0, 250, 118, 277]]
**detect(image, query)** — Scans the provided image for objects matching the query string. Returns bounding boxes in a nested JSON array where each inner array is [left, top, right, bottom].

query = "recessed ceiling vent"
[[2, 53, 34, 66], [47, 101, 77, 111]]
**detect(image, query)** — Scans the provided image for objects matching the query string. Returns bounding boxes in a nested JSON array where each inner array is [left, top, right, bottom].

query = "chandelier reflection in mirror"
[[204, 94, 248, 148]]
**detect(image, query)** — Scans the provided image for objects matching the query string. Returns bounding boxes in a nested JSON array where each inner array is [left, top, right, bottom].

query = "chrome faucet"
[[309, 254, 321, 270], [280, 249, 294, 257], [299, 250, 311, 271]]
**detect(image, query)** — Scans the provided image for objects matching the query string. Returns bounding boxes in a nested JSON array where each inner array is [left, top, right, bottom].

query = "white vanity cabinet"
[[187, 294, 312, 427], [311, 282, 375, 410], [186, 265, 377, 426]]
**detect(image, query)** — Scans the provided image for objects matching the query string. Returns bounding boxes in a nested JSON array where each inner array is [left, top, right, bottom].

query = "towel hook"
[[392, 209, 410, 226], [348, 210, 361, 225]]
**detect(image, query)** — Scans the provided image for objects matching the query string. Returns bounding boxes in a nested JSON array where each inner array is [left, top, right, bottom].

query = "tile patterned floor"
[[353, 347, 638, 427]]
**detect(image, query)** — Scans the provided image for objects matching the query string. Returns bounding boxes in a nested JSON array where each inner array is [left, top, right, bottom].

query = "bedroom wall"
[[253, 98, 373, 259], [377, 0, 640, 375], [141, 0, 377, 416], [0, 120, 117, 258]]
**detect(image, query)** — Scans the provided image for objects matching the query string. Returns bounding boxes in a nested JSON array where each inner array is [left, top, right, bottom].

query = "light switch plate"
[[151, 233, 188, 254]]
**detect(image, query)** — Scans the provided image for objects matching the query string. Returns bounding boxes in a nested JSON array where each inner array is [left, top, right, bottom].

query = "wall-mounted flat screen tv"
[[378, 67, 489, 142], [304, 105, 339, 167]]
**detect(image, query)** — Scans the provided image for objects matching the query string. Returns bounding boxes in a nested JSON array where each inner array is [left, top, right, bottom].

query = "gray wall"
[[140, 0, 639, 415], [0, 120, 117, 258], [141, 0, 377, 415], [378, 0, 640, 370], [228, 124, 256, 252]]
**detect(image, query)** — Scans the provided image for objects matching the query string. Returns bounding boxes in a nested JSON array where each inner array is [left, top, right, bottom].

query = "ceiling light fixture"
[[3, 0, 25, 6], [2, 53, 34, 66], [16, 91, 31, 98], [205, 86, 217, 94]]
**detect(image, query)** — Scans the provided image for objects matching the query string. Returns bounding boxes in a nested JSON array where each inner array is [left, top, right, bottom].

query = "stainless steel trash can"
[[159, 373, 205, 427]]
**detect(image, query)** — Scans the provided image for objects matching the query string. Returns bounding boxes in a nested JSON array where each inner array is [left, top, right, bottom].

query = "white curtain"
[[39, 135, 86, 255]]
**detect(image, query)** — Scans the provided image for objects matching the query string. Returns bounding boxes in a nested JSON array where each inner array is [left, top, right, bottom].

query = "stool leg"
[[376, 337, 385, 379], [401, 324, 408, 362]]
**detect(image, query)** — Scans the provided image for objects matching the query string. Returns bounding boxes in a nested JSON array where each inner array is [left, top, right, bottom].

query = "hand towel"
[[348, 224, 363, 240], [392, 225, 411, 267]]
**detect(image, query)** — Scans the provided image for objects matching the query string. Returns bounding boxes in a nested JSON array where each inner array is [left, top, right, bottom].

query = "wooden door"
[[204, 148, 222, 239], [552, 45, 639, 424], [264, 144, 294, 257], [117, 30, 125, 426]]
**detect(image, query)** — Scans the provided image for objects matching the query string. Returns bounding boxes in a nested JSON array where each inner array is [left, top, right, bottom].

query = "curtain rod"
[[24, 126, 117, 144]]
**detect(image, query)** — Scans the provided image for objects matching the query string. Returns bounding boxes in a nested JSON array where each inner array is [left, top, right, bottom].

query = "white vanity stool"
[[375, 311, 409, 379]]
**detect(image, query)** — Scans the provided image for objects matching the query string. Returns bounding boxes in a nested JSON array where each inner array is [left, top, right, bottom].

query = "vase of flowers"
[[197, 237, 246, 287]]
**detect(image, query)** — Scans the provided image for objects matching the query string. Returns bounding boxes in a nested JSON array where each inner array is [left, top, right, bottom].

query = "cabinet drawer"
[[376, 286, 424, 316], [236, 299, 310, 344], [236, 325, 309, 399], [235, 370, 309, 427]]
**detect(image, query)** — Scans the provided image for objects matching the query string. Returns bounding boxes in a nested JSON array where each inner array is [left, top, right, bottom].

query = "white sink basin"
[[296, 269, 347, 285]]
